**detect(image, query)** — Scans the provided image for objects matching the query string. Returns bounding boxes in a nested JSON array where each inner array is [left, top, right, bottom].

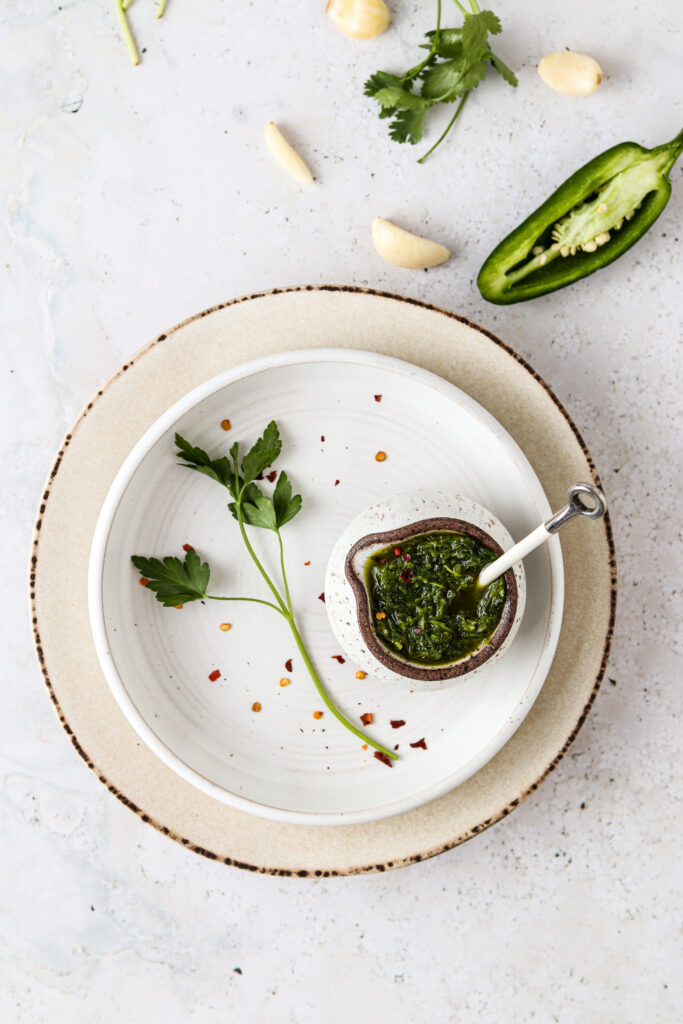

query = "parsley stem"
[[404, 0, 442, 82], [115, 0, 140, 64], [277, 530, 293, 615], [287, 617, 399, 761], [236, 498, 289, 615], [157, 0, 167, 17], [417, 91, 469, 163], [205, 595, 287, 616]]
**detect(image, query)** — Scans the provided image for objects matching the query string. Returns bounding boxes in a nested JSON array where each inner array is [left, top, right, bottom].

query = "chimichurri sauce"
[[365, 531, 506, 666]]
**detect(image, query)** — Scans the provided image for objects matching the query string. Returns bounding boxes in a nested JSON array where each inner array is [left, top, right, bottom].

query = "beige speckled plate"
[[30, 286, 616, 876]]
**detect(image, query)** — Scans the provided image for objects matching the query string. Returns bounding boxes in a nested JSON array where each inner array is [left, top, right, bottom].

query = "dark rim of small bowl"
[[344, 517, 519, 681]]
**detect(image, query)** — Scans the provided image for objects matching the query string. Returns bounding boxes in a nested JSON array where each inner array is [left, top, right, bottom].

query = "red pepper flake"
[[401, 552, 412, 562], [331, 655, 346, 664], [285, 658, 293, 673], [208, 669, 221, 681], [400, 570, 413, 584], [413, 627, 422, 634], [410, 738, 427, 750], [355, 670, 366, 680], [320, 435, 325, 442], [394, 744, 399, 751], [312, 710, 323, 720], [393, 547, 402, 557], [182, 543, 194, 552], [221, 419, 232, 431], [304, 560, 311, 566], [174, 604, 184, 610], [374, 751, 393, 767], [375, 451, 387, 462], [318, 592, 325, 603], [265, 470, 277, 483], [139, 577, 149, 587], [374, 394, 382, 402], [360, 712, 373, 726], [334, 479, 340, 486], [375, 611, 386, 620], [390, 720, 406, 729], [361, 743, 367, 751], [252, 701, 261, 712]]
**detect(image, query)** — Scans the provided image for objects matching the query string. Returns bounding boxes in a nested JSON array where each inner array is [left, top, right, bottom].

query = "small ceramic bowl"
[[325, 493, 526, 688]]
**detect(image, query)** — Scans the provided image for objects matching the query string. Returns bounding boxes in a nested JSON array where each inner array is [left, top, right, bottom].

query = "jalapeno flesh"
[[477, 129, 683, 304]]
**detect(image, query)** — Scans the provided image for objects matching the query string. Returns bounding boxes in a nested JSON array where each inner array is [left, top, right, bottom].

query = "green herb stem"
[[116, 0, 140, 64], [205, 594, 287, 616], [236, 501, 289, 615], [404, 0, 442, 82], [418, 92, 469, 163], [158, 0, 167, 17], [287, 617, 398, 761]]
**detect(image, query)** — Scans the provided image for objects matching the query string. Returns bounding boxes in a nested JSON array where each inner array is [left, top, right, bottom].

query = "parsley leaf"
[[366, 0, 517, 161], [272, 471, 302, 528], [241, 420, 281, 486], [175, 434, 236, 494], [131, 549, 210, 606]]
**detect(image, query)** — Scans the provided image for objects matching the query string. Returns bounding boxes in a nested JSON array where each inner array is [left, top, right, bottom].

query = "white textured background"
[[2, 1, 682, 1021]]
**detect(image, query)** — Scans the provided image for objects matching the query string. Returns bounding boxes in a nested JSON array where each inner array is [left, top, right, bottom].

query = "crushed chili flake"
[[413, 627, 422, 634], [320, 435, 325, 442], [360, 712, 374, 726], [285, 658, 293, 673], [219, 622, 231, 632], [400, 570, 413, 584], [374, 751, 393, 767], [251, 701, 261, 713], [355, 670, 366, 680], [401, 552, 412, 562], [174, 604, 184, 610], [318, 592, 326, 603], [361, 743, 367, 750], [279, 677, 291, 687], [265, 470, 277, 483], [304, 561, 311, 566], [221, 419, 232, 431], [208, 669, 221, 681], [410, 738, 427, 750], [182, 543, 194, 552], [334, 479, 340, 486], [393, 547, 402, 557], [375, 451, 387, 462], [331, 655, 346, 664], [375, 611, 386, 620], [374, 394, 382, 402], [394, 744, 399, 751], [139, 577, 149, 587], [390, 720, 406, 729], [312, 710, 324, 720]]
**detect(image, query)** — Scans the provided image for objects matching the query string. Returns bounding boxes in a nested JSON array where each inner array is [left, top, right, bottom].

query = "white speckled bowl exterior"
[[325, 494, 526, 689]]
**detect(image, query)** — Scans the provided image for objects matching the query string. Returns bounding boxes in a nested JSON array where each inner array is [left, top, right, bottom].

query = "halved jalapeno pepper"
[[477, 128, 683, 304]]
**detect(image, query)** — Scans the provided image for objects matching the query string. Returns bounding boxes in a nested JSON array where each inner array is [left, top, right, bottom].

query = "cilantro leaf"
[[175, 434, 235, 494], [389, 108, 428, 145], [241, 420, 281, 486], [489, 50, 518, 86], [131, 549, 210, 607], [366, 2, 517, 161], [272, 471, 302, 528]]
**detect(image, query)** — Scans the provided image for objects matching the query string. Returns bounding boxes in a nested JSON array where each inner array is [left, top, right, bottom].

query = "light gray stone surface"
[[2, 1, 681, 1021]]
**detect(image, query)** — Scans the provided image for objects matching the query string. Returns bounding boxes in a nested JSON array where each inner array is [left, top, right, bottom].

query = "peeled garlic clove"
[[264, 122, 314, 185], [371, 217, 450, 269], [538, 51, 603, 96], [326, 0, 391, 40]]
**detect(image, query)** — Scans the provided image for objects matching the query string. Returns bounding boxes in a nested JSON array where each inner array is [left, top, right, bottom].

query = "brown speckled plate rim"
[[344, 517, 518, 681], [29, 285, 617, 877]]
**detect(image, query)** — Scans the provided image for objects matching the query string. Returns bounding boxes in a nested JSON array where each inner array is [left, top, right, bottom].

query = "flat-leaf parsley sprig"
[[132, 422, 398, 763], [364, 0, 517, 163]]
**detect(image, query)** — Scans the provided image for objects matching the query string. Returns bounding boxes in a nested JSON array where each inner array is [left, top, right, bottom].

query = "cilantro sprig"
[[365, 0, 517, 162], [132, 422, 398, 763]]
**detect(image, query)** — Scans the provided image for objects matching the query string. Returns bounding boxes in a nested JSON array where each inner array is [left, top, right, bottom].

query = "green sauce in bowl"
[[365, 531, 506, 666]]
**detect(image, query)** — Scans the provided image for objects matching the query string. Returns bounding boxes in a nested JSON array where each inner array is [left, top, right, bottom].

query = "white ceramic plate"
[[89, 348, 563, 825]]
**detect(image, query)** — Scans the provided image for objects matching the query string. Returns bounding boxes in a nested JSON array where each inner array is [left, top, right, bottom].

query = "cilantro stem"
[[404, 0, 442, 82], [236, 496, 289, 615], [116, 0, 140, 65], [287, 617, 398, 761], [417, 92, 469, 163], [205, 594, 287, 616]]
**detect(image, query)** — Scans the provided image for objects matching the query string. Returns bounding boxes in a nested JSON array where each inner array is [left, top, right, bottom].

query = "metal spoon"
[[478, 483, 607, 588]]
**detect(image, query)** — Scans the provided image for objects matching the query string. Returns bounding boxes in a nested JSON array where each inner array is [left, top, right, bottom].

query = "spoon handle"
[[478, 483, 607, 588]]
